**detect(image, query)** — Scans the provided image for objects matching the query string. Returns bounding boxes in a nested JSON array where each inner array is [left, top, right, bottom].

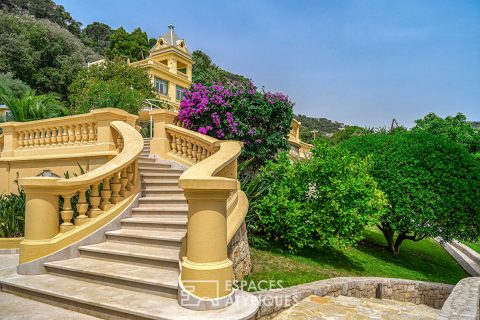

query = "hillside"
[[294, 114, 345, 143]]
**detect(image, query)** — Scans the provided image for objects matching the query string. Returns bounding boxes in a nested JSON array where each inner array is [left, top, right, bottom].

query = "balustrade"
[[16, 123, 97, 149]]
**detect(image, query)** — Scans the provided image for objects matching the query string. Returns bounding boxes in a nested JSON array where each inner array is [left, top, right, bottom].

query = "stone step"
[[139, 167, 184, 174], [79, 242, 180, 269], [138, 197, 187, 208], [44, 257, 178, 298], [131, 207, 188, 217], [105, 229, 185, 248], [138, 161, 173, 168], [1, 274, 259, 320], [121, 217, 187, 231], [140, 172, 182, 178], [142, 189, 184, 197], [141, 180, 180, 188]]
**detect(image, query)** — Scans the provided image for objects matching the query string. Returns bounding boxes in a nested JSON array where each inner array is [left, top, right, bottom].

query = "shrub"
[[178, 81, 293, 165], [68, 59, 155, 114], [341, 131, 480, 254], [0, 186, 25, 238], [0, 73, 30, 99], [244, 144, 387, 253]]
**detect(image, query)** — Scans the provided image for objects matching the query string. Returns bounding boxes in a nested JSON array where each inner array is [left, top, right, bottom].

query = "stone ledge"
[[438, 277, 480, 320], [253, 277, 454, 319]]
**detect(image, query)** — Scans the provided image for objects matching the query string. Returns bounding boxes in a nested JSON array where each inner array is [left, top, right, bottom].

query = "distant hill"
[[471, 121, 480, 129], [294, 114, 345, 143]]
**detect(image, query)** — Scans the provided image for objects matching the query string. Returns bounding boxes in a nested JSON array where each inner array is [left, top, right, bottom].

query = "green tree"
[[0, 73, 30, 99], [192, 50, 251, 85], [341, 131, 480, 254], [0, 86, 68, 122], [81, 22, 113, 55], [0, 13, 101, 98], [244, 145, 387, 253], [413, 112, 480, 156], [105, 27, 150, 62], [68, 59, 155, 114]]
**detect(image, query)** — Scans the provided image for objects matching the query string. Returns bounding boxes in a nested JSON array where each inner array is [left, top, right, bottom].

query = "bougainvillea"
[[178, 81, 294, 164]]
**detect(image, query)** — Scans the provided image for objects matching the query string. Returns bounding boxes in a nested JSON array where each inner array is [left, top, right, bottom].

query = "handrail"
[[19, 119, 143, 264]]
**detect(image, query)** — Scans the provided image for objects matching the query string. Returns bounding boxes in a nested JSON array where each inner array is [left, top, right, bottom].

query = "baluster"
[[100, 176, 113, 210], [75, 125, 82, 143], [126, 163, 134, 191], [68, 126, 75, 144], [74, 189, 90, 225], [17, 132, 24, 149], [62, 126, 69, 145], [120, 168, 129, 197], [39, 129, 45, 146], [44, 128, 51, 146], [186, 141, 193, 160], [51, 127, 57, 145], [88, 123, 96, 143], [23, 131, 29, 148], [202, 147, 208, 160], [192, 144, 198, 162], [88, 182, 102, 218], [197, 145, 203, 162], [110, 171, 123, 204], [176, 136, 182, 155], [33, 130, 39, 147], [26, 131, 32, 147], [207, 150, 212, 157], [181, 138, 187, 157], [170, 133, 177, 154], [81, 123, 88, 142], [60, 194, 75, 233]]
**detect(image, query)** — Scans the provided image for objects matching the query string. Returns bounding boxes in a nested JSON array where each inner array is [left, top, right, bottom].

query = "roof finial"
[[168, 24, 174, 30]]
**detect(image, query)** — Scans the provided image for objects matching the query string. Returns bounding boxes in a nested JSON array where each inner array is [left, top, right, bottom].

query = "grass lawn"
[[244, 228, 468, 290], [464, 242, 480, 254]]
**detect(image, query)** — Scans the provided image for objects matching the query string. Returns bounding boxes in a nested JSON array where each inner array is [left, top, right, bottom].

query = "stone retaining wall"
[[228, 221, 251, 280], [438, 277, 480, 320], [253, 277, 454, 319]]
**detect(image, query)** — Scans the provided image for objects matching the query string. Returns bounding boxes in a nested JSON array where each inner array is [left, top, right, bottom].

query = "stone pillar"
[[181, 189, 234, 300], [23, 191, 59, 241], [150, 109, 177, 158], [0, 123, 18, 158]]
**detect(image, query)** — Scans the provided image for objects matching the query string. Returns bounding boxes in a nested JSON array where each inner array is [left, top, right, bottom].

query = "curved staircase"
[[0, 139, 257, 319]]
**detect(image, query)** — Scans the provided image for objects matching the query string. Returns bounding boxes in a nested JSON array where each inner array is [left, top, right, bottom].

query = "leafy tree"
[[81, 22, 113, 55], [244, 146, 387, 253], [413, 112, 480, 156], [0, 73, 30, 99], [105, 27, 151, 62], [192, 50, 251, 85], [69, 59, 155, 114], [0, 86, 68, 122], [341, 131, 480, 255], [0, 0, 82, 35], [178, 81, 293, 165], [0, 13, 101, 98]]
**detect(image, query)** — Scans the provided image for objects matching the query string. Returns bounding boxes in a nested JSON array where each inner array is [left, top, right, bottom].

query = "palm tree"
[[0, 85, 68, 122]]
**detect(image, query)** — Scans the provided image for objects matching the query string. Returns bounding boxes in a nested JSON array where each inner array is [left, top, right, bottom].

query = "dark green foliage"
[[413, 112, 480, 156], [329, 126, 369, 145], [0, 73, 30, 99], [0, 13, 101, 98], [104, 27, 151, 62], [243, 146, 387, 253], [0, 0, 82, 35], [294, 114, 344, 143], [0, 183, 25, 238], [192, 50, 251, 85], [341, 131, 480, 254], [68, 59, 155, 114], [81, 22, 113, 55]]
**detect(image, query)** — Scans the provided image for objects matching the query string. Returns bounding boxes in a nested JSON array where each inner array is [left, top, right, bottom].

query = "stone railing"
[[0, 109, 136, 161], [150, 109, 248, 309], [438, 277, 480, 320], [18, 118, 143, 265], [129, 58, 170, 73]]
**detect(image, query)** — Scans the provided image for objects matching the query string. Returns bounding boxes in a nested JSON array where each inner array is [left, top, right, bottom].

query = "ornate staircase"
[[1, 139, 257, 319]]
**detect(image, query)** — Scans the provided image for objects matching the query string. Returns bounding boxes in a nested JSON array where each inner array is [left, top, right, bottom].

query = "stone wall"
[[253, 277, 454, 319], [438, 277, 480, 320], [228, 221, 251, 280]]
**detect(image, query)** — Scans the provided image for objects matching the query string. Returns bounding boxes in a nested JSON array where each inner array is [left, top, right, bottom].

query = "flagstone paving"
[[273, 295, 440, 320]]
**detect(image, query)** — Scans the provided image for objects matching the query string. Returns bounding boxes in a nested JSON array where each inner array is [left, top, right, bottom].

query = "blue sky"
[[57, 0, 480, 127]]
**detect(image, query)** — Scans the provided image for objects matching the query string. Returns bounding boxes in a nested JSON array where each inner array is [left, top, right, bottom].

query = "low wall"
[[228, 221, 251, 280], [438, 277, 480, 320], [253, 277, 454, 319], [0, 238, 23, 250]]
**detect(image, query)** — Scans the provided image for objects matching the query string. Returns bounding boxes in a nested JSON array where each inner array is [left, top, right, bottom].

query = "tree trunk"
[[393, 232, 407, 255], [380, 225, 396, 254]]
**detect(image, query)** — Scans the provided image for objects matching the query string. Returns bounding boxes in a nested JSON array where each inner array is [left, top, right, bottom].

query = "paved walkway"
[[273, 295, 440, 320], [438, 239, 480, 276], [0, 253, 101, 320]]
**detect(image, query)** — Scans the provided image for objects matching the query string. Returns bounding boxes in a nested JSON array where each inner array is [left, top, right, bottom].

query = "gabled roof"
[[150, 25, 191, 56], [162, 24, 180, 46]]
